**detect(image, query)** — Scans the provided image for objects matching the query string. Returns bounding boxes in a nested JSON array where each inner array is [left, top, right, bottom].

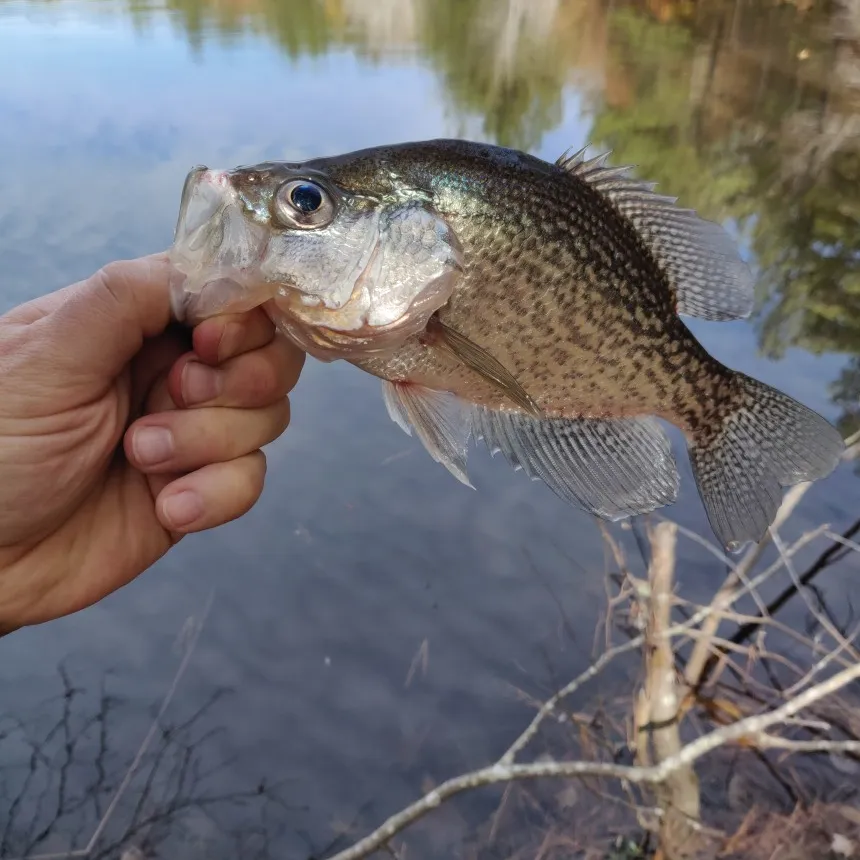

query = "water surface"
[[1, 1, 859, 857]]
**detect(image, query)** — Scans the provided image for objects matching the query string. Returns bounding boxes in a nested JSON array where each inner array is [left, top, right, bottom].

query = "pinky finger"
[[155, 451, 267, 535]]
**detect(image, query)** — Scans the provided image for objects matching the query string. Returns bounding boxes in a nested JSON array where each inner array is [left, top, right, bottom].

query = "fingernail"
[[161, 490, 204, 529], [182, 361, 223, 405], [133, 427, 174, 466]]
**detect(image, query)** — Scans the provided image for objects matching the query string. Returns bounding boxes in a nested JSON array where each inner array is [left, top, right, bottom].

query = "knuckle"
[[256, 401, 289, 448], [0, 324, 23, 360], [96, 260, 124, 282], [281, 351, 306, 390], [95, 260, 129, 292], [183, 412, 232, 461], [92, 261, 133, 316], [278, 335, 306, 365]]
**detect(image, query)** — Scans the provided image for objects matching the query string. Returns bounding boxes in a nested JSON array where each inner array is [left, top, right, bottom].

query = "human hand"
[[0, 253, 304, 633]]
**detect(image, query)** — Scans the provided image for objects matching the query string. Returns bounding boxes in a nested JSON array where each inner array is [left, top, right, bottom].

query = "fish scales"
[[168, 138, 845, 552], [341, 140, 720, 425]]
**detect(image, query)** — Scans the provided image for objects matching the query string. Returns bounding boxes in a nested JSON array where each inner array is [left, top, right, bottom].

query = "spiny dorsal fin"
[[556, 145, 754, 322]]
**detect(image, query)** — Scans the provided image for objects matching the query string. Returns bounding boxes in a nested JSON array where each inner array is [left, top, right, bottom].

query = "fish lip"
[[174, 167, 237, 253], [170, 166, 254, 323], [174, 164, 208, 242]]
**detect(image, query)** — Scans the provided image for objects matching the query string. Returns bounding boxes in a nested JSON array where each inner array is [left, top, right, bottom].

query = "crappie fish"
[[168, 139, 844, 552]]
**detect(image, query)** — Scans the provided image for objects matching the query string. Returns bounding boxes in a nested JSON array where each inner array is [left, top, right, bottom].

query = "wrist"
[[0, 542, 57, 633]]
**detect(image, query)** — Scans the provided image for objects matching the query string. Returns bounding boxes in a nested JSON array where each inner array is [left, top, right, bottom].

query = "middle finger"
[[192, 306, 275, 365], [167, 334, 305, 410]]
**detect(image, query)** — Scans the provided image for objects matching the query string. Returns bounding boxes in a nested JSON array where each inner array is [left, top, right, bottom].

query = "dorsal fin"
[[556, 146, 754, 322]]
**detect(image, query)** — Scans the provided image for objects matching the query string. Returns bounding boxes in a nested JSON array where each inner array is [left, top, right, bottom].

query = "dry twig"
[[324, 659, 860, 860]]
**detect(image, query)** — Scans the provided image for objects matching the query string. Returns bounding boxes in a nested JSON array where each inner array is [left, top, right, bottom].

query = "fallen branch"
[[683, 482, 815, 690], [324, 651, 860, 860], [726, 516, 860, 654]]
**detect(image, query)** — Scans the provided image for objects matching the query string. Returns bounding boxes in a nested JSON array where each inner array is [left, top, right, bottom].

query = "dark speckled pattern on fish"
[[169, 138, 846, 552], [330, 140, 731, 429]]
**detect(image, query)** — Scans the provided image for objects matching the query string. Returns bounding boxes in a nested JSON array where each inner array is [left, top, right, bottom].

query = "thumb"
[[36, 253, 184, 379]]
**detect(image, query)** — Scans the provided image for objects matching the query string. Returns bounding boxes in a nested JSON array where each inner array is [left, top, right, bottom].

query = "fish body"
[[341, 141, 724, 419], [168, 139, 844, 551]]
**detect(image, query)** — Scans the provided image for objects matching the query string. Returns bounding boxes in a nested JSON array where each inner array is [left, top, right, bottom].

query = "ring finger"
[[124, 398, 290, 474]]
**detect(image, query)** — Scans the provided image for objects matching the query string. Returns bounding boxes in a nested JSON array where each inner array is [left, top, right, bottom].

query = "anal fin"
[[473, 407, 680, 520], [382, 380, 475, 488]]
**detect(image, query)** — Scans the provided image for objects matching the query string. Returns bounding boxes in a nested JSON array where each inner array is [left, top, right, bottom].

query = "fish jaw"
[[265, 237, 464, 362]]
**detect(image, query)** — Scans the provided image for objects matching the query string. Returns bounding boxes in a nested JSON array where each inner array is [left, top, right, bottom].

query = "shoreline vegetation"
[[23, 0, 859, 436]]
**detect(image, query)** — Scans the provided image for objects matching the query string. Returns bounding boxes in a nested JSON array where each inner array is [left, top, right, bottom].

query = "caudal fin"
[[689, 374, 845, 552]]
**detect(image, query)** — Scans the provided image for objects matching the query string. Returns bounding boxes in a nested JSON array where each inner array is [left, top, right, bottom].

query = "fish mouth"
[[174, 165, 224, 253], [169, 165, 271, 324]]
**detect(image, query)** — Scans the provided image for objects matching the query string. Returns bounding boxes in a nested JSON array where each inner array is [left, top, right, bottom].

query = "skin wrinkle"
[[0, 397, 126, 544]]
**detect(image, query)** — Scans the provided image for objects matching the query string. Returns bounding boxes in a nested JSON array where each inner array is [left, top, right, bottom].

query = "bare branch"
[[727, 517, 860, 654], [326, 649, 860, 860], [770, 527, 860, 662], [635, 522, 703, 853], [499, 636, 642, 766], [83, 591, 214, 854], [783, 621, 860, 697], [754, 735, 860, 756], [2, 592, 215, 860], [682, 484, 818, 690], [501, 524, 837, 768]]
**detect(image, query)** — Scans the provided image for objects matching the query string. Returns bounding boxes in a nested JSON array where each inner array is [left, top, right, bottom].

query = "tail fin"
[[689, 373, 845, 552]]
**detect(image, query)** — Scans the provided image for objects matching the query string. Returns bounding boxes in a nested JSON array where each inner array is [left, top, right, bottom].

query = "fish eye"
[[273, 179, 335, 229], [290, 183, 323, 213]]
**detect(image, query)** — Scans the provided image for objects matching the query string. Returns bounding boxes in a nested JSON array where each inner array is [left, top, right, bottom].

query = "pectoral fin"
[[427, 316, 542, 417]]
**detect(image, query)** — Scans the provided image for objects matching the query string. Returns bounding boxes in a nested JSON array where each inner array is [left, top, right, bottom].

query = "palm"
[[0, 322, 188, 621], [0, 255, 302, 632]]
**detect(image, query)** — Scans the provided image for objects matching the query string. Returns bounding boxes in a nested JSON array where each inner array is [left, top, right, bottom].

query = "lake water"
[[1, 1, 859, 857]]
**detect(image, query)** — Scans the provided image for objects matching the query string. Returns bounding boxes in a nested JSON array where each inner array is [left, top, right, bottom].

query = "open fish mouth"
[[169, 166, 272, 324]]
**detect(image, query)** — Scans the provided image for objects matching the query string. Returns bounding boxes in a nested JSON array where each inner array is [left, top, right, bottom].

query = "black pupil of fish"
[[290, 183, 323, 214]]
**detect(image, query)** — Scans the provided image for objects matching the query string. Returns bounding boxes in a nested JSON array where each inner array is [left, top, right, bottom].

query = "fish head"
[[169, 158, 464, 361]]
